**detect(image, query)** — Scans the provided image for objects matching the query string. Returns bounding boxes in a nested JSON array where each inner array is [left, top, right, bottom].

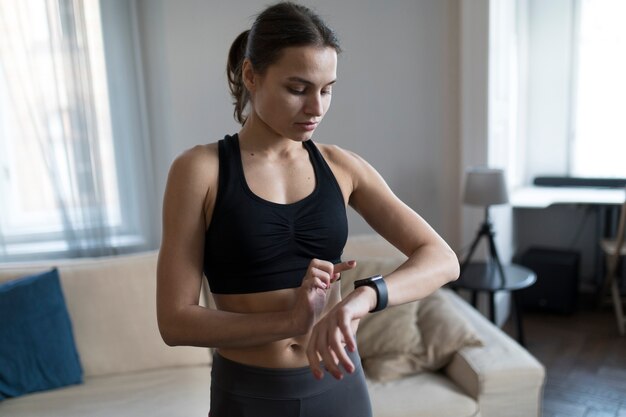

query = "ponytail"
[[227, 30, 250, 125]]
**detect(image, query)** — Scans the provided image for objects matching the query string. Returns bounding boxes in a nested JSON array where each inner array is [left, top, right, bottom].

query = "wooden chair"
[[599, 187, 626, 335]]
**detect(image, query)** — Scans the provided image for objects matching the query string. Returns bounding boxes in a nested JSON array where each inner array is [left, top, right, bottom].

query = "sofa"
[[0, 234, 545, 417]]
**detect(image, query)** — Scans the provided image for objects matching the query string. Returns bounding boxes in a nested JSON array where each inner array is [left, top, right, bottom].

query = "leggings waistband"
[[211, 348, 364, 399]]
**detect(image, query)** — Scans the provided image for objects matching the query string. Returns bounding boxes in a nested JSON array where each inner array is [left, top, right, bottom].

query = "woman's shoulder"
[[172, 142, 218, 168], [315, 142, 365, 166], [315, 142, 373, 174], [315, 142, 385, 196], [166, 142, 219, 189]]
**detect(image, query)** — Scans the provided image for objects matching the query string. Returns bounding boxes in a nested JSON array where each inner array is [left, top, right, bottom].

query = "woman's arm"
[[347, 151, 460, 304], [306, 146, 459, 379]]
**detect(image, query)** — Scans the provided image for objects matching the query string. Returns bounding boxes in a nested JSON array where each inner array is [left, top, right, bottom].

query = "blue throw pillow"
[[0, 268, 83, 400]]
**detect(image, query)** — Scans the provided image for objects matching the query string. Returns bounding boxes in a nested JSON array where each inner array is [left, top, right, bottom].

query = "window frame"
[[0, 0, 156, 261]]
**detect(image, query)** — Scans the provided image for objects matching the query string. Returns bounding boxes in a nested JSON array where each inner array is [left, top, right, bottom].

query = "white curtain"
[[0, 0, 152, 260]]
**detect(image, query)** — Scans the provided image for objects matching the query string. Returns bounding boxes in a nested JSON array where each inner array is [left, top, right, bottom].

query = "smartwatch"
[[353, 274, 388, 312]]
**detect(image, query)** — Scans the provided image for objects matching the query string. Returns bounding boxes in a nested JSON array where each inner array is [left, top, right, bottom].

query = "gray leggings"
[[209, 348, 372, 417]]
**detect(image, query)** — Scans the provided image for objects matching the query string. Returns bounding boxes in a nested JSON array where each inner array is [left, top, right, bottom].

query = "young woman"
[[156, 2, 459, 416]]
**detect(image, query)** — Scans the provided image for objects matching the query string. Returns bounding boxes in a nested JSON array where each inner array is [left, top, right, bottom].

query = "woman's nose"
[[304, 93, 324, 116]]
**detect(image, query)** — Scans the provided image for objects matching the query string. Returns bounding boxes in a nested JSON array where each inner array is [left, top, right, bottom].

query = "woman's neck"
[[238, 113, 302, 159]]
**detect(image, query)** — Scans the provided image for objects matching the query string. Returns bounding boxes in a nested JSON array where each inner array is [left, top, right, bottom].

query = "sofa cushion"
[[0, 269, 82, 400], [0, 365, 211, 417], [367, 371, 479, 417], [0, 252, 211, 378]]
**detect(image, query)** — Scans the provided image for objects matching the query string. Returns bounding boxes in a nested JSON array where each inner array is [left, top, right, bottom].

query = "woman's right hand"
[[291, 259, 356, 334]]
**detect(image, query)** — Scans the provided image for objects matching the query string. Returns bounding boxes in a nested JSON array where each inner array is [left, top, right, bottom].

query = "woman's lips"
[[296, 121, 319, 131]]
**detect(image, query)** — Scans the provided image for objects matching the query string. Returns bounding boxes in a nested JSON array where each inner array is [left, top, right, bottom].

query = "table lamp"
[[462, 167, 509, 286]]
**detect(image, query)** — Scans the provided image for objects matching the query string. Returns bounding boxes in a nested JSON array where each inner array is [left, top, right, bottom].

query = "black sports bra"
[[203, 134, 348, 294]]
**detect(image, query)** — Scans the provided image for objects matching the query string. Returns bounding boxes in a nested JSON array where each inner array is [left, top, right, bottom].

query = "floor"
[[503, 295, 626, 417]]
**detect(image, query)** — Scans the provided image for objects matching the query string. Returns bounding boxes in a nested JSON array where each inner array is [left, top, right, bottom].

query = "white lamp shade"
[[463, 167, 509, 206]]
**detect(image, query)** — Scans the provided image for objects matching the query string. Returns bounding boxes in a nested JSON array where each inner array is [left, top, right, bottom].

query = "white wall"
[[136, 0, 462, 248]]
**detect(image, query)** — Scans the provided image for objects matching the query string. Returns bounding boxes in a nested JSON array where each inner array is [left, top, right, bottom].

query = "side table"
[[448, 262, 537, 346]]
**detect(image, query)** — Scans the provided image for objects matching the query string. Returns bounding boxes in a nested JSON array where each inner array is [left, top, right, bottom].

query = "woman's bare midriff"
[[213, 282, 357, 369]]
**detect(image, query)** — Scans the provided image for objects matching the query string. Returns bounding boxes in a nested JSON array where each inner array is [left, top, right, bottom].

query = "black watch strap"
[[353, 274, 388, 312]]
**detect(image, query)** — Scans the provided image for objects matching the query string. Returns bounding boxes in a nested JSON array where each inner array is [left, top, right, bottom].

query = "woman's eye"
[[288, 87, 306, 95], [287, 86, 332, 96]]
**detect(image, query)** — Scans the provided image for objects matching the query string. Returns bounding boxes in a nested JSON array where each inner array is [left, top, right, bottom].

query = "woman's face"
[[244, 46, 337, 141]]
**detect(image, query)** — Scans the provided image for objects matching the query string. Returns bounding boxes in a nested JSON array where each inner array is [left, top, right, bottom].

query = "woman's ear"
[[242, 59, 256, 94]]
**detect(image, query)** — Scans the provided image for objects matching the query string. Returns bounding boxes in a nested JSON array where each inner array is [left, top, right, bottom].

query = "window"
[[0, 0, 155, 260], [517, 0, 626, 183], [570, 0, 626, 178]]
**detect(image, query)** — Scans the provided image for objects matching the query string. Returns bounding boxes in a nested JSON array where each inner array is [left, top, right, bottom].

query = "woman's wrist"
[[353, 275, 388, 312], [352, 285, 378, 316]]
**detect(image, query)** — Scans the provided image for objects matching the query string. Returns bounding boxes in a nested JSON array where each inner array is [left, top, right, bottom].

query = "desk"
[[510, 186, 625, 208], [448, 262, 536, 346], [511, 186, 624, 291]]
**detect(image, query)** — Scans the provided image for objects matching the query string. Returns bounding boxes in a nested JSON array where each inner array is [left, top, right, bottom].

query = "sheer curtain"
[[0, 0, 154, 261]]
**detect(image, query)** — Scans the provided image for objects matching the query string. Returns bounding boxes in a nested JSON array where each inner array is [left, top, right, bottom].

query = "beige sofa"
[[0, 235, 545, 417]]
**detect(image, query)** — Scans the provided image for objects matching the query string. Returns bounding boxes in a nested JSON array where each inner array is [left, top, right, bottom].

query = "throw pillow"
[[357, 301, 424, 381], [416, 289, 484, 371], [0, 268, 83, 400], [339, 254, 483, 382], [359, 290, 484, 382]]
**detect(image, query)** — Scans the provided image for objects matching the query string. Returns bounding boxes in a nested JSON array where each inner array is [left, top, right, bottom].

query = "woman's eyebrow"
[[286, 76, 337, 86]]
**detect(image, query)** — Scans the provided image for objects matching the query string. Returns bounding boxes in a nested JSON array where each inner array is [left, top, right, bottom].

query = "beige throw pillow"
[[339, 245, 483, 382], [416, 289, 483, 371], [357, 301, 424, 381], [358, 290, 483, 382]]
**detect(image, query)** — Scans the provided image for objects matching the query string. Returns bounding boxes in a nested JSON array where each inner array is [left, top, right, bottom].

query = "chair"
[[599, 187, 626, 335]]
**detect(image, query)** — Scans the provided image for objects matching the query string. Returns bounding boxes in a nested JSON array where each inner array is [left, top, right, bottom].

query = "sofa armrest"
[[440, 289, 545, 417]]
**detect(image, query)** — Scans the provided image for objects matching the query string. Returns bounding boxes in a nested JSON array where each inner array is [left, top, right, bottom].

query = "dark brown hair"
[[226, 2, 341, 125]]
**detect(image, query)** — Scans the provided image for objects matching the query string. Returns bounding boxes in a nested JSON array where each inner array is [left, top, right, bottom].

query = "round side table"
[[448, 262, 536, 346]]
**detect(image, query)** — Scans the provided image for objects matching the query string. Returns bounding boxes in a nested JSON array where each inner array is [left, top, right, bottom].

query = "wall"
[[136, 0, 461, 249]]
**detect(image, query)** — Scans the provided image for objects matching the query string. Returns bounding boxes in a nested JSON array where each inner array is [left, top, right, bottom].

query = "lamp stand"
[[461, 207, 507, 287]]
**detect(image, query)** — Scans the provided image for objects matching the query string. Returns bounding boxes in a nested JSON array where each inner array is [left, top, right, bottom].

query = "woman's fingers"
[[313, 277, 327, 290], [308, 323, 343, 380], [310, 267, 331, 288], [328, 329, 354, 375], [306, 333, 324, 380], [306, 307, 357, 380], [308, 259, 356, 285], [339, 316, 357, 353], [333, 260, 357, 274]]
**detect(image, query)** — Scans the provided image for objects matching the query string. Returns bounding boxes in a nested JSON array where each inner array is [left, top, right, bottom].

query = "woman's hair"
[[227, 2, 341, 125]]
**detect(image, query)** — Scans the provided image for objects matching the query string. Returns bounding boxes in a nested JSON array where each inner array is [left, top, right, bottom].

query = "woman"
[[156, 2, 459, 416]]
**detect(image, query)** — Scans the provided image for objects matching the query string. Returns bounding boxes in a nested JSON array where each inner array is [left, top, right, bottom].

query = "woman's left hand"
[[305, 285, 376, 380]]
